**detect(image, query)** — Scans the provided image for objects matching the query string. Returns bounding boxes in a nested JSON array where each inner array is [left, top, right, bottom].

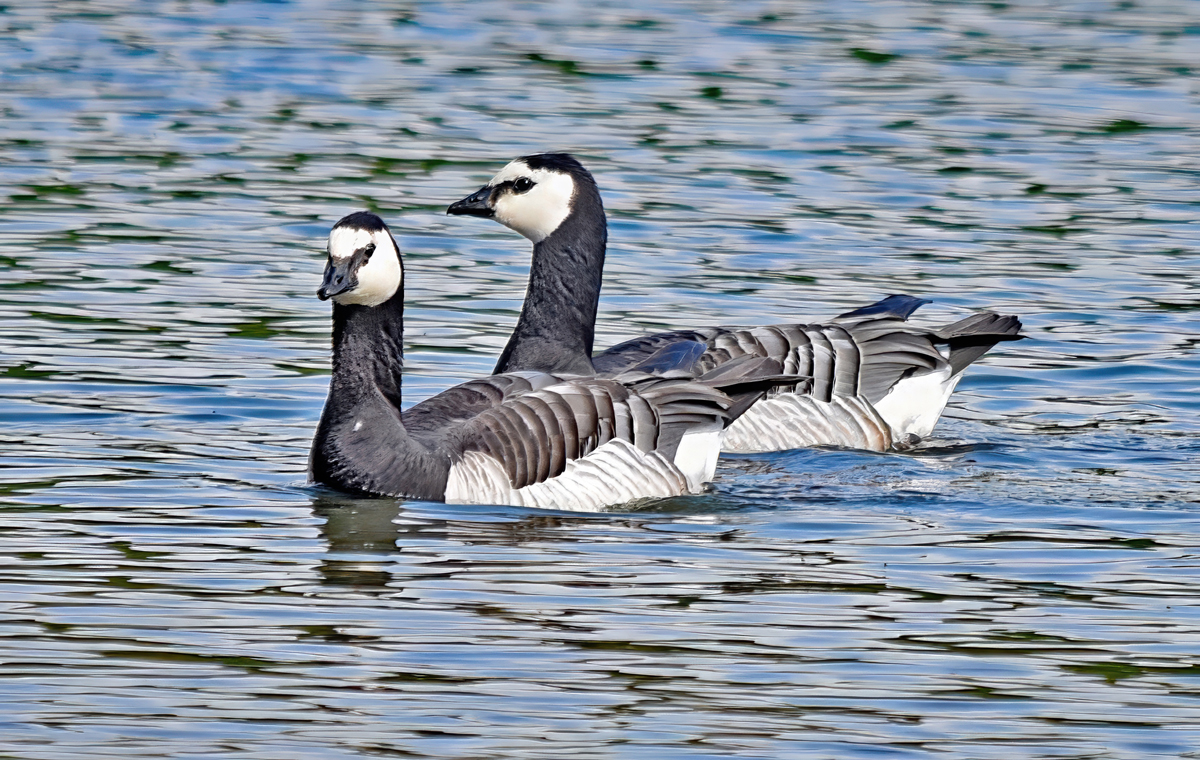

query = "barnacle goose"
[[309, 211, 791, 510], [447, 153, 1023, 453]]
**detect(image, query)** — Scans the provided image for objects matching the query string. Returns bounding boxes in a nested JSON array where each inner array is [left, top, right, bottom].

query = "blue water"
[[2, 1, 1199, 757]]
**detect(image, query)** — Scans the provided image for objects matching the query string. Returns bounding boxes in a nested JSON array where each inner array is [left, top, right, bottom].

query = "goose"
[[446, 153, 1023, 453], [309, 210, 793, 511]]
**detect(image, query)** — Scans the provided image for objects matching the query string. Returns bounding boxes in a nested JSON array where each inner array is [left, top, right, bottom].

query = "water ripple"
[[2, 0, 1199, 757]]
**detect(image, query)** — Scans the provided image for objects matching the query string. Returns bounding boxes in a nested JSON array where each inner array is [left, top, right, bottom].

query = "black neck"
[[313, 288, 451, 499], [493, 187, 607, 376], [329, 292, 406, 410]]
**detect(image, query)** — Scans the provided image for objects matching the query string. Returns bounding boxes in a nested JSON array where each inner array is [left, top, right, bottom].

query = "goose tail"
[[852, 304, 1023, 444], [935, 312, 1024, 376]]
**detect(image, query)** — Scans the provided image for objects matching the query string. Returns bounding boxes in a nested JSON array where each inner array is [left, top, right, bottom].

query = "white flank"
[[488, 160, 576, 243], [872, 366, 960, 440], [328, 227, 402, 307], [672, 428, 723, 492], [444, 439, 689, 512], [723, 394, 892, 453], [443, 449, 513, 506]]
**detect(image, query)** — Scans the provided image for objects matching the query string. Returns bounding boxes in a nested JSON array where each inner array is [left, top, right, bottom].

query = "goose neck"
[[330, 293, 406, 407], [494, 205, 607, 375]]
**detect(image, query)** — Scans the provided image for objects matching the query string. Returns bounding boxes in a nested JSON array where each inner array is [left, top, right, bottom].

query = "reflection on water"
[[2, 0, 1199, 757]]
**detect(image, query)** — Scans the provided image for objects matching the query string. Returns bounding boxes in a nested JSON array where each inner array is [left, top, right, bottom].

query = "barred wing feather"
[[442, 373, 733, 511], [591, 295, 1021, 452]]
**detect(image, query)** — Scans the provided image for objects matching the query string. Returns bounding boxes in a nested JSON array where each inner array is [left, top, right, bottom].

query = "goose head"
[[446, 153, 598, 243], [318, 211, 403, 306]]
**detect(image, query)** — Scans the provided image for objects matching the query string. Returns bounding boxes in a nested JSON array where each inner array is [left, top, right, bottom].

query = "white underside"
[[723, 393, 893, 453], [723, 369, 960, 454], [443, 438, 696, 512], [872, 366, 960, 441], [672, 427, 723, 491]]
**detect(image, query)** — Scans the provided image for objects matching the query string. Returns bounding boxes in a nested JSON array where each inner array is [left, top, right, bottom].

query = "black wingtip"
[[936, 312, 1024, 340], [836, 294, 932, 321]]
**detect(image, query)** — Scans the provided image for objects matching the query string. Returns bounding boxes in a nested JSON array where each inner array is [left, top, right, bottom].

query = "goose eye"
[[362, 242, 376, 259], [513, 177, 535, 194]]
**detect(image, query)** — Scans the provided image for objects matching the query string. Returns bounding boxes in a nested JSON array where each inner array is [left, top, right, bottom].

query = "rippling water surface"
[[3, 1, 1200, 757]]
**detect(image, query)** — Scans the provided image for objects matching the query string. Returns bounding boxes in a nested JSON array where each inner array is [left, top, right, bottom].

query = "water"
[[2, 1, 1199, 757]]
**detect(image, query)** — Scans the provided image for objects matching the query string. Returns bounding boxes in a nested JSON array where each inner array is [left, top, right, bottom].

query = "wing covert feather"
[[447, 372, 739, 495]]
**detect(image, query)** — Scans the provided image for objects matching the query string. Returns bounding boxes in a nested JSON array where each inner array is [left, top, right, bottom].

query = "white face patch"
[[327, 225, 402, 307], [488, 160, 576, 243]]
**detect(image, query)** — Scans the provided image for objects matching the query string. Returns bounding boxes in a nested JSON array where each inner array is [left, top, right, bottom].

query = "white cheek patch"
[[328, 229, 403, 307], [488, 161, 576, 243], [329, 226, 373, 261]]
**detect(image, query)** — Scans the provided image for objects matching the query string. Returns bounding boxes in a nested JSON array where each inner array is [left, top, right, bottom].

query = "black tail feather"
[[936, 313, 1024, 376]]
